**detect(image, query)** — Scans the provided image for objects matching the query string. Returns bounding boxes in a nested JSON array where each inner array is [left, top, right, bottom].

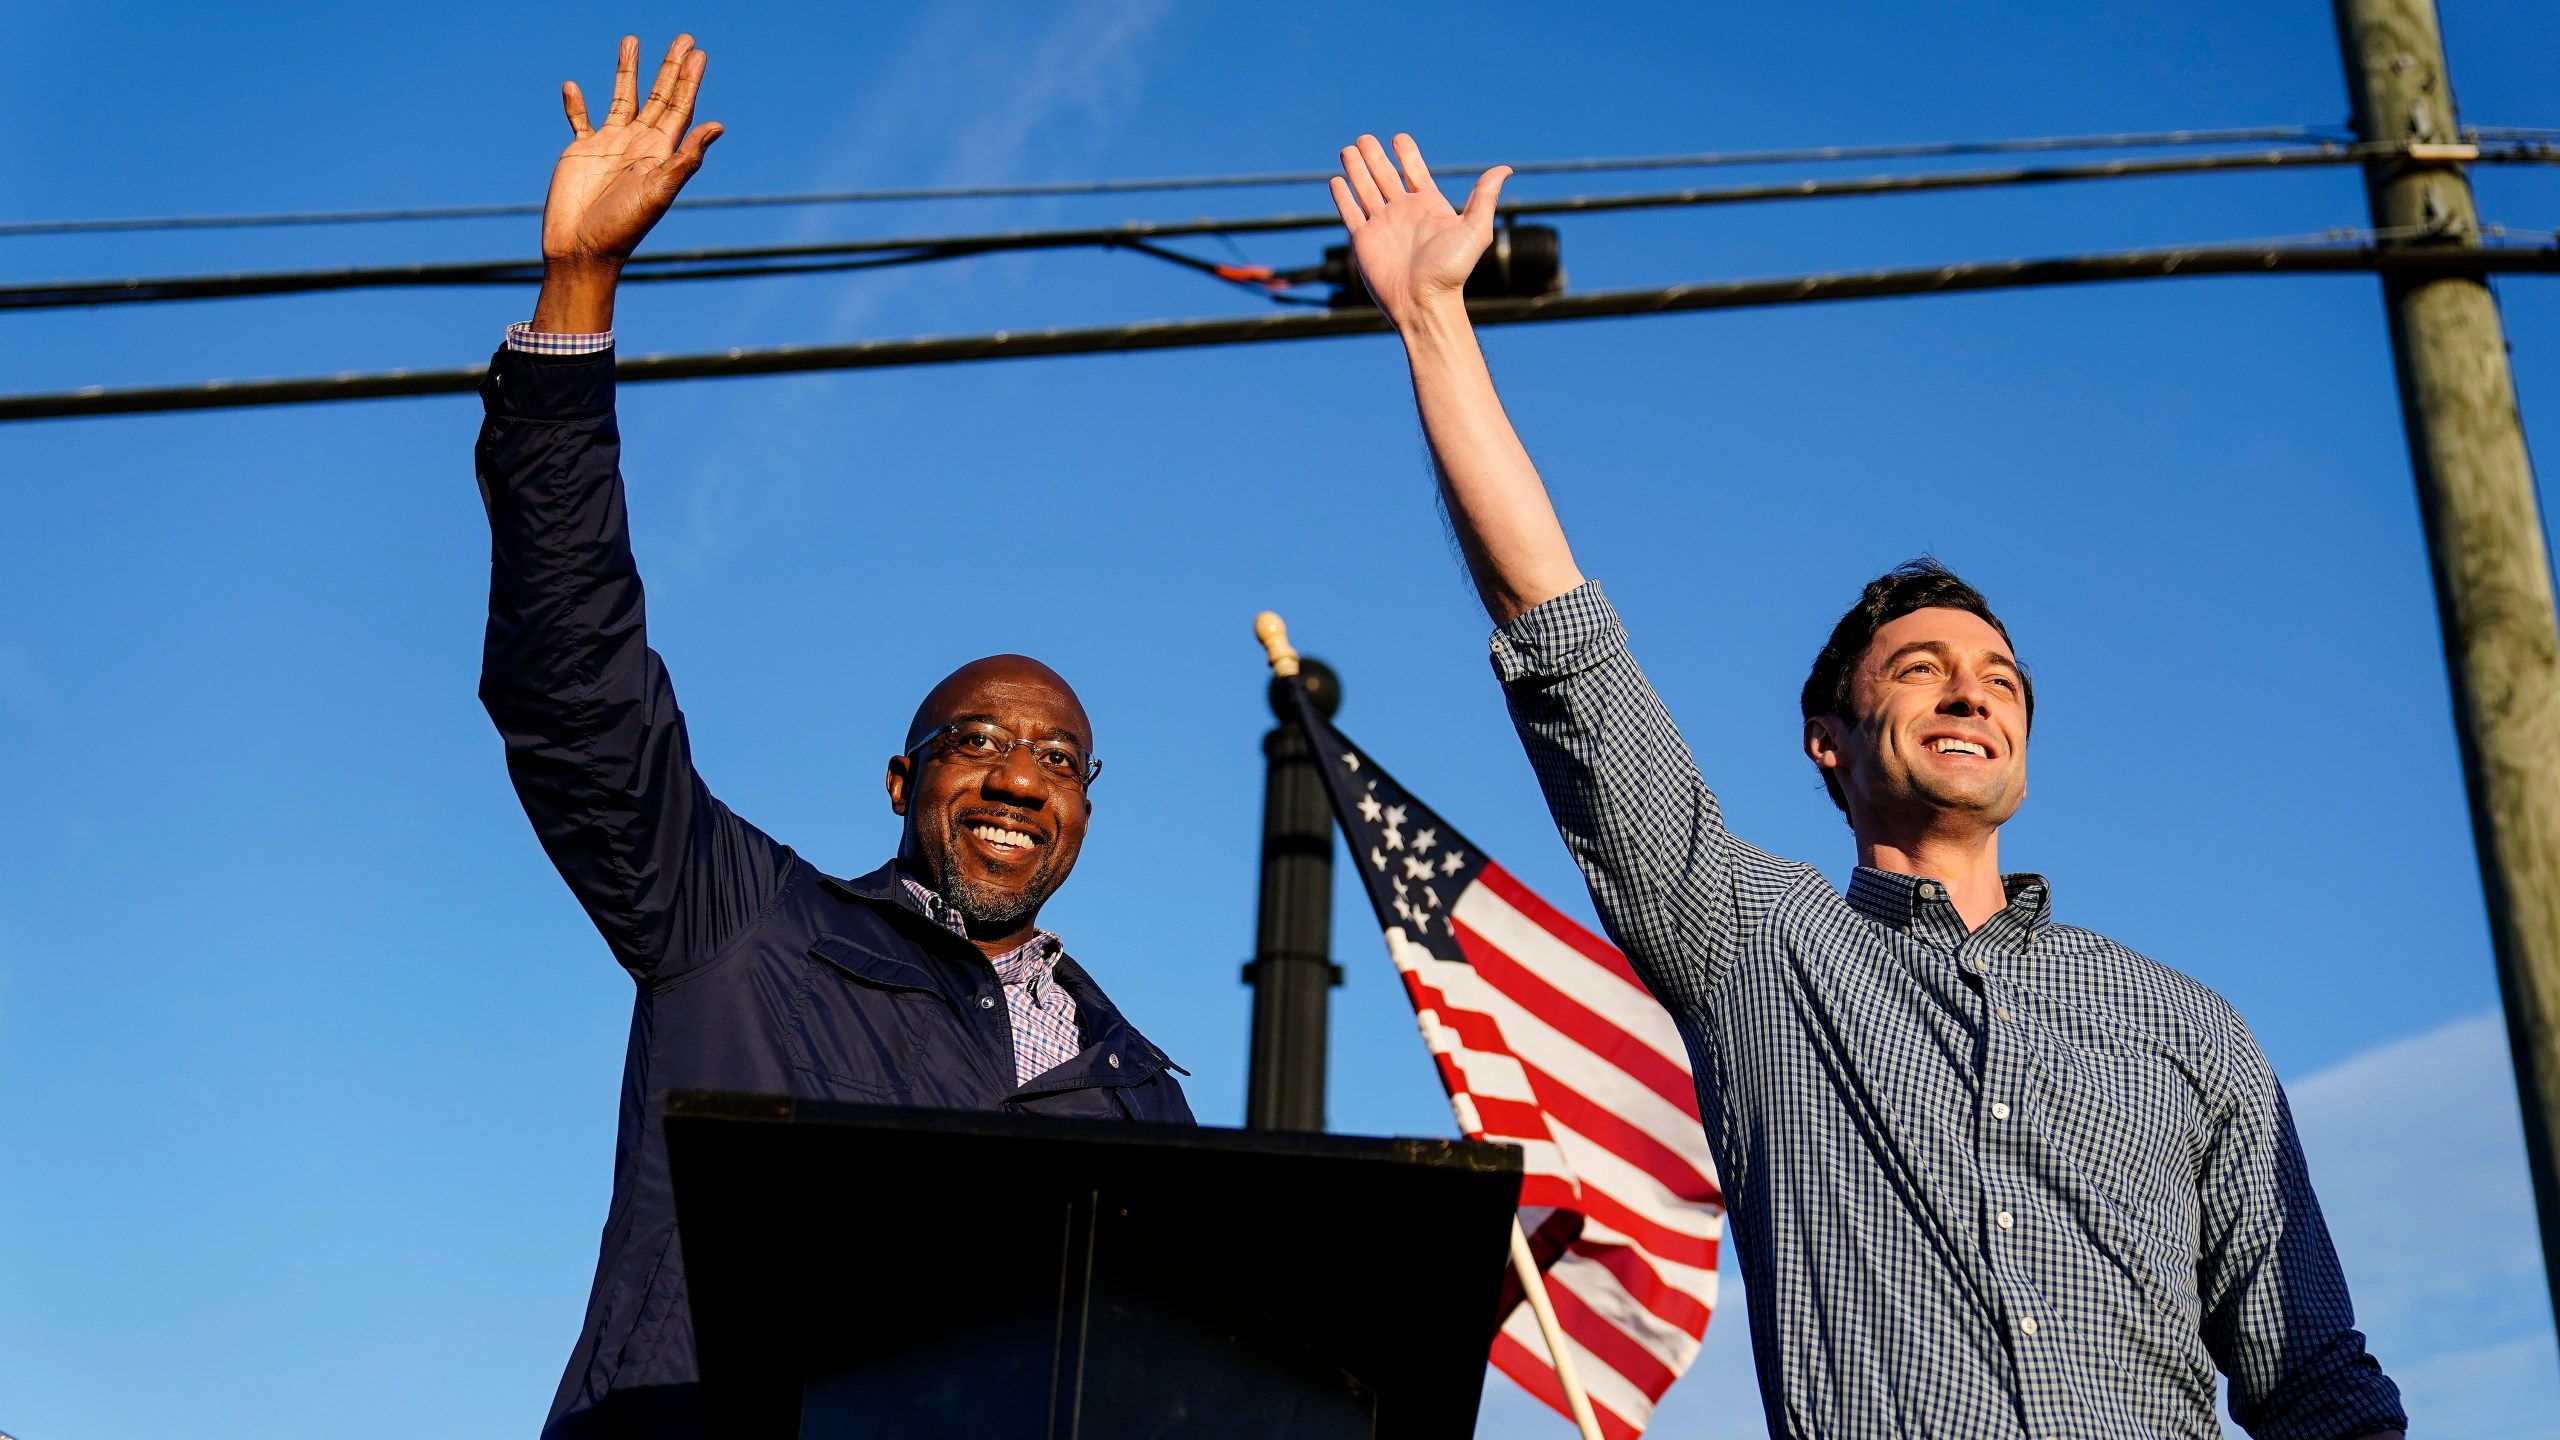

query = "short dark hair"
[[1799, 559, 2034, 814]]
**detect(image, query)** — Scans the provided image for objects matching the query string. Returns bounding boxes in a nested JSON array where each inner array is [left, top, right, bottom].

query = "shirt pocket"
[[2029, 999, 2206, 1263], [787, 936, 940, 1099]]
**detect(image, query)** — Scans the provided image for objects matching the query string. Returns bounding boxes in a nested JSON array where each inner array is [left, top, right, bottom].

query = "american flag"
[[1281, 683, 1726, 1439]]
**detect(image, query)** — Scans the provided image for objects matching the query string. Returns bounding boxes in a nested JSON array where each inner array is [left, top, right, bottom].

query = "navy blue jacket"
[[474, 345, 1194, 1440]]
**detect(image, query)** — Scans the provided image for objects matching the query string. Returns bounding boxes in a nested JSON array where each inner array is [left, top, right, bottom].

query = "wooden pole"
[[1511, 1218, 1607, 1440], [2334, 0, 2560, 1334]]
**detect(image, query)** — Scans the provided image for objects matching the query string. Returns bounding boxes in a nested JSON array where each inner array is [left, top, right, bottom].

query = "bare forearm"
[[531, 259, 622, 334], [1399, 295, 1584, 624]]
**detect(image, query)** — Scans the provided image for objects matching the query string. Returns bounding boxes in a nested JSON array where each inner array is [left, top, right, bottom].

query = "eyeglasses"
[[905, 721, 1103, 788]]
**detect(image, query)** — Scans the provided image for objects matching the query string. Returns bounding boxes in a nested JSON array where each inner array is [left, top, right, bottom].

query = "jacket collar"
[[1008, 958, 1187, 1091], [825, 862, 1063, 958], [820, 862, 993, 963], [820, 859, 920, 910], [820, 862, 1184, 1093], [1009, 957, 1185, 1097], [811, 862, 984, 998]]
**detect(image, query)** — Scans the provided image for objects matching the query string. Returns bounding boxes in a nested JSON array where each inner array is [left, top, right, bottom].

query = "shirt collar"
[[897, 874, 1065, 996], [1845, 866, 2052, 941]]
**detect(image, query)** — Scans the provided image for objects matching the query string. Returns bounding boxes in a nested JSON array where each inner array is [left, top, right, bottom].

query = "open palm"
[[543, 34, 722, 266], [1329, 134, 1510, 324]]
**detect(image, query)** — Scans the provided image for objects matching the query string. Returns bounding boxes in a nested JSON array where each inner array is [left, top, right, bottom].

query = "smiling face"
[[1804, 606, 2029, 837], [886, 655, 1094, 941]]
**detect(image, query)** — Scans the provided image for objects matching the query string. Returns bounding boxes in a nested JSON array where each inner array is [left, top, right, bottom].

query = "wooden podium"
[[665, 1092, 1524, 1439]]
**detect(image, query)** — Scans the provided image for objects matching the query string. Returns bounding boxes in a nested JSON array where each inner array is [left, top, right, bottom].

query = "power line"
[[16, 143, 2555, 315], [0, 126, 2352, 240], [4, 240, 2550, 423]]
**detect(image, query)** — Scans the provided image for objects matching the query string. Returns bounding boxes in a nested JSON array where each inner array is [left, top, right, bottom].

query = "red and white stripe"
[[1384, 862, 1723, 1439]]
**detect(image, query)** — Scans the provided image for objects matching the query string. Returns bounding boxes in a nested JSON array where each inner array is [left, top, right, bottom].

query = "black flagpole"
[[1242, 613, 1344, 1131]]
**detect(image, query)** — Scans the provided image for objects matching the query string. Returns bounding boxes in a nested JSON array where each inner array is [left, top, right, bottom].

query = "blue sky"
[[0, 2, 2554, 1436]]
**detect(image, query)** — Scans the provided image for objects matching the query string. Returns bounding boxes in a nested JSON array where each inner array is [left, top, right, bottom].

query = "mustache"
[[934, 811, 1066, 926], [961, 805, 1044, 827]]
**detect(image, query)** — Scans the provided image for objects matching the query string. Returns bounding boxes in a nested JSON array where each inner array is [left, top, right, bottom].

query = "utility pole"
[[2335, 0, 2560, 1330], [1243, 656, 1345, 1131]]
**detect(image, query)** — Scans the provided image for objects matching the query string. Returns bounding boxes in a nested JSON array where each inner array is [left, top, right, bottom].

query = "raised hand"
[[531, 34, 723, 333], [1329, 131, 1578, 623], [1329, 134, 1510, 328]]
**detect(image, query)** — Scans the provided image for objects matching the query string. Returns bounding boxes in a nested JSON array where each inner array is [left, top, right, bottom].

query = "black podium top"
[[666, 1092, 1524, 1440]]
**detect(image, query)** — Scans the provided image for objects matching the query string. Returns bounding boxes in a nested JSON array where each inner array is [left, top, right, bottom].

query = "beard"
[[933, 816, 1065, 929]]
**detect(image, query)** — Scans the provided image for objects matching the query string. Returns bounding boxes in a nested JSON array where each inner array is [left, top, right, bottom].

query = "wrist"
[[540, 252, 629, 285], [1395, 288, 1471, 331], [1396, 292, 1481, 364], [531, 258, 622, 335]]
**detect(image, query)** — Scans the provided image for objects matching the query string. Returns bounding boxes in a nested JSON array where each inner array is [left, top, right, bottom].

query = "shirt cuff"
[[1488, 580, 1626, 685], [504, 321, 615, 356]]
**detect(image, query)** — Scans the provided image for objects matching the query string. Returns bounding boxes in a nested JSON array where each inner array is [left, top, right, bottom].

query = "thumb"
[[1460, 165, 1512, 229], [666, 122, 725, 185]]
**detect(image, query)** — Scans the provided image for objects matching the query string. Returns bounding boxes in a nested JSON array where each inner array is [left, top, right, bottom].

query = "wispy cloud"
[[2283, 1011, 2560, 1438]]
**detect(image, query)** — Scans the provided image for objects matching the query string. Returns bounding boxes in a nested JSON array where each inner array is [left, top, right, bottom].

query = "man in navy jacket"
[[474, 35, 1194, 1439]]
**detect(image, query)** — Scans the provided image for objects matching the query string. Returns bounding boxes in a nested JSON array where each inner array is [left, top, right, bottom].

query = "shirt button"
[[2019, 1315, 2038, 1336], [1917, 882, 1941, 902], [978, 995, 996, 1010], [1991, 1102, 2011, 1121], [1996, 1210, 2014, 1230], [1107, 1053, 1121, 1069], [1996, 1006, 2014, 1022], [1973, 956, 1991, 973]]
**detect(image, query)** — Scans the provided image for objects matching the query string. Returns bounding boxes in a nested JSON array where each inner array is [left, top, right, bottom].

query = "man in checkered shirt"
[[1328, 132, 2407, 1440]]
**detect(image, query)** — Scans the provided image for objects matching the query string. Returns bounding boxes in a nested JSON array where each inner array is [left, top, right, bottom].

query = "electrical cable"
[[12, 142, 2554, 314], [0, 125, 2355, 239], [3, 238, 2550, 423]]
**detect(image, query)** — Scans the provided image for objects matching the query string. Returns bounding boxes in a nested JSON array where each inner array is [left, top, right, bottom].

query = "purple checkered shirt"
[[504, 322, 615, 356], [900, 876, 1082, 1087]]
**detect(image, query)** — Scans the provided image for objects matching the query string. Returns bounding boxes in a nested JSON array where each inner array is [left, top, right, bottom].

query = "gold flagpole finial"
[[1253, 611, 1301, 679]]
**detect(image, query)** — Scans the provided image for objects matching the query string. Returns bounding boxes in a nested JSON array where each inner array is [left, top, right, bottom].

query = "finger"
[[634, 33, 695, 132], [1327, 175, 1365, 231], [607, 35, 640, 124], [653, 46, 707, 138], [562, 80, 594, 139], [1460, 165, 1512, 227], [663, 121, 724, 186], [1391, 133, 1438, 198], [1356, 133, 1408, 203], [1340, 142, 1386, 217]]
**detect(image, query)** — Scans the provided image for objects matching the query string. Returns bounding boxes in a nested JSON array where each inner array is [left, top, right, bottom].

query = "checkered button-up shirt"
[[900, 876, 1082, 1087], [1491, 582, 2404, 1440]]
